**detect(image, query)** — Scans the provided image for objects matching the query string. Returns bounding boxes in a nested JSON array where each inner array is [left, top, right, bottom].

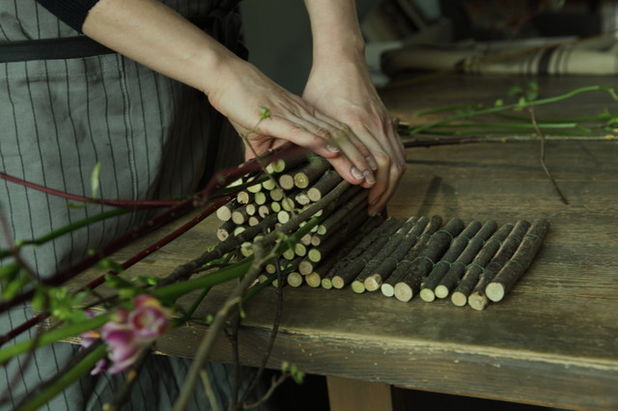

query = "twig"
[[237, 258, 285, 409], [243, 374, 289, 410], [529, 107, 569, 205], [173, 244, 267, 411], [200, 368, 221, 411]]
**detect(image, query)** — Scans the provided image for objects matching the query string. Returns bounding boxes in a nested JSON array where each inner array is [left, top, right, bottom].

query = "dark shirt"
[[35, 0, 100, 32]]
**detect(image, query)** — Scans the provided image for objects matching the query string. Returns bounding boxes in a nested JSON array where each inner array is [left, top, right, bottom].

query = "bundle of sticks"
[[214, 152, 549, 311]]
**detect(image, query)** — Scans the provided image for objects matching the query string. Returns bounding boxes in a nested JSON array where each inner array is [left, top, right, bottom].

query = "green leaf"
[[90, 162, 102, 198], [259, 106, 271, 120]]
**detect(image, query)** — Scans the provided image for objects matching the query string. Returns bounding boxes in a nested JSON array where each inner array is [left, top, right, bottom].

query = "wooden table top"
[[81, 75, 618, 410]]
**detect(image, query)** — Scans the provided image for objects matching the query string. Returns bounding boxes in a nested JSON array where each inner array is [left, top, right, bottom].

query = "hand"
[[303, 58, 406, 215], [205, 56, 377, 187]]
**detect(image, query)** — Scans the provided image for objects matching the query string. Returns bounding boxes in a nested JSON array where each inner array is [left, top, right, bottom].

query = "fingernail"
[[363, 170, 375, 185], [351, 166, 364, 180], [366, 156, 378, 171], [326, 144, 340, 153]]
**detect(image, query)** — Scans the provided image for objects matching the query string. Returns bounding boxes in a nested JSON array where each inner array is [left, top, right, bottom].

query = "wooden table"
[[89, 75, 618, 410]]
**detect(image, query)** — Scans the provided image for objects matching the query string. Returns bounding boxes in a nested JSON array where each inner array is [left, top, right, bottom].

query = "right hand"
[[205, 57, 377, 188]]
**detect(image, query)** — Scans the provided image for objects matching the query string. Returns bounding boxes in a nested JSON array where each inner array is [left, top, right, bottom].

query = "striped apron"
[[0, 1, 259, 410]]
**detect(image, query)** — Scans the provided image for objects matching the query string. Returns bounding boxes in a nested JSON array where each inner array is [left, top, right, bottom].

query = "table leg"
[[326, 376, 393, 411]]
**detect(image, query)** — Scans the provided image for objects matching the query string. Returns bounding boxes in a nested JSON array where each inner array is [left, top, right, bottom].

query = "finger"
[[292, 114, 375, 185], [313, 111, 378, 171], [384, 120, 406, 168], [259, 116, 342, 160], [368, 164, 402, 216]]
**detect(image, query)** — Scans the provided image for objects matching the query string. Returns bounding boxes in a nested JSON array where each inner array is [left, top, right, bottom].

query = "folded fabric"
[[382, 37, 618, 76]]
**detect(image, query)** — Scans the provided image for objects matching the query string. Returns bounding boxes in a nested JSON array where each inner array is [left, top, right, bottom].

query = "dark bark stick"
[[450, 223, 514, 306], [486, 219, 550, 302], [419, 220, 483, 302], [307, 170, 343, 202], [468, 220, 530, 311], [434, 220, 498, 299], [352, 217, 421, 293], [294, 155, 331, 189], [381, 216, 442, 297], [394, 217, 465, 302], [331, 218, 401, 289]]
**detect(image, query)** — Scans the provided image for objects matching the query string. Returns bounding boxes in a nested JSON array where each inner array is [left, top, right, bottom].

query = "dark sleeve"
[[35, 0, 100, 33]]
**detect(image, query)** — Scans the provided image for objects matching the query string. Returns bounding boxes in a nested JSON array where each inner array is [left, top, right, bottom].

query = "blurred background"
[[241, 0, 618, 91]]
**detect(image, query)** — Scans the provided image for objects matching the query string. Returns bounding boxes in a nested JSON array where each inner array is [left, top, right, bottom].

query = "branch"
[[529, 107, 569, 205]]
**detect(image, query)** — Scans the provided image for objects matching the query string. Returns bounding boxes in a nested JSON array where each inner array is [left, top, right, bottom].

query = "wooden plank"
[[70, 76, 618, 410], [327, 376, 393, 411]]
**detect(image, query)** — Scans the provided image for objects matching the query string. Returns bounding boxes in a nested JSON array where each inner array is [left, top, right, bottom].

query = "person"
[[0, 0, 405, 409]]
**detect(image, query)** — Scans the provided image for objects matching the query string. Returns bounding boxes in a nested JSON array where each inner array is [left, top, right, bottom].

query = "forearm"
[[82, 0, 235, 94], [304, 0, 366, 65]]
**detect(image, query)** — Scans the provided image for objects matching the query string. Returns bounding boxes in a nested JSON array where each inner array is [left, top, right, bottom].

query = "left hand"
[[303, 58, 406, 215]]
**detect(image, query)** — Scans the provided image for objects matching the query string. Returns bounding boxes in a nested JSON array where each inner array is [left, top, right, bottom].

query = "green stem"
[[416, 128, 602, 137], [0, 314, 110, 364], [0, 209, 128, 260], [493, 111, 617, 123], [410, 86, 618, 134], [433, 122, 578, 129], [414, 104, 484, 116], [17, 344, 108, 411]]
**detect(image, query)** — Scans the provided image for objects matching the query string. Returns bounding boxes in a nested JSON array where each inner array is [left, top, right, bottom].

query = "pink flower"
[[97, 295, 170, 374]]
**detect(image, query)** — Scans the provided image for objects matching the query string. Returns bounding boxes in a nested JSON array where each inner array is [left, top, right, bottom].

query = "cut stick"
[[295, 191, 311, 206], [278, 150, 311, 172], [468, 220, 530, 311], [282, 248, 296, 261], [281, 197, 295, 212], [262, 179, 276, 191], [486, 219, 550, 302], [287, 272, 303, 287], [216, 198, 239, 222], [352, 217, 419, 294], [266, 159, 285, 174], [216, 220, 236, 242], [248, 216, 260, 227], [300, 233, 312, 246], [246, 181, 262, 193], [231, 206, 249, 225], [307, 170, 343, 202], [270, 202, 281, 212], [254, 191, 267, 205], [419, 220, 483, 302], [294, 243, 307, 257], [450, 223, 514, 306], [307, 202, 370, 264], [298, 260, 314, 276], [277, 211, 290, 224], [364, 216, 431, 292], [321, 277, 333, 289], [305, 272, 321, 288], [394, 217, 465, 302], [434, 220, 498, 300], [233, 226, 246, 237], [294, 155, 331, 189], [381, 216, 443, 297], [258, 205, 270, 218], [270, 188, 284, 202], [245, 203, 257, 216], [278, 173, 295, 191], [332, 219, 404, 290], [315, 190, 369, 239], [236, 191, 251, 205]]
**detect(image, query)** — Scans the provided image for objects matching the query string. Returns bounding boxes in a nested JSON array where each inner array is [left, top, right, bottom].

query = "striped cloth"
[[0, 1, 265, 410], [382, 36, 618, 76]]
